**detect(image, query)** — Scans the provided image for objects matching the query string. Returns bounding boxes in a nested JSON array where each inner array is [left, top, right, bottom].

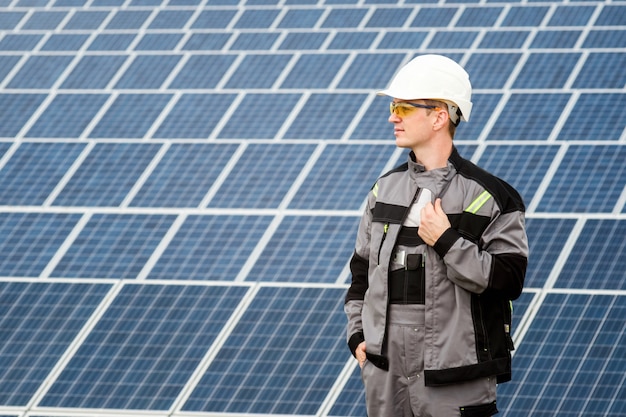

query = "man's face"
[[388, 100, 441, 149]]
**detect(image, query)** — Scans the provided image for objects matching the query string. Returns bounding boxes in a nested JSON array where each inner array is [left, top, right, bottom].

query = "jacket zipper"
[[377, 223, 389, 265], [476, 298, 491, 360], [402, 188, 421, 304]]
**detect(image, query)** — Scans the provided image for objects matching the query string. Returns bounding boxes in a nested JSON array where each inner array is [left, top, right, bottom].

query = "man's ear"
[[433, 108, 450, 131]]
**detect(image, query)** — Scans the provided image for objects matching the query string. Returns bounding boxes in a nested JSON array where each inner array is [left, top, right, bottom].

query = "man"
[[344, 54, 529, 417]]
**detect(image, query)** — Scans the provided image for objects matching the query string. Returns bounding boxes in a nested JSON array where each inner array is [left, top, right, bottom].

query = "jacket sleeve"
[[344, 192, 374, 356], [433, 209, 528, 300]]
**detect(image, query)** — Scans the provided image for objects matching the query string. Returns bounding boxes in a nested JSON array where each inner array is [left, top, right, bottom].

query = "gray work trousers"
[[361, 305, 497, 417]]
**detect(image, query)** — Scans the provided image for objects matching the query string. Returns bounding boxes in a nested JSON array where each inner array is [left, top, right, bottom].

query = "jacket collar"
[[407, 148, 459, 198]]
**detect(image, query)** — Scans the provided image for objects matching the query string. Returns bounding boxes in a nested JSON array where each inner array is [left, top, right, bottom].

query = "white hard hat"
[[378, 54, 473, 124]]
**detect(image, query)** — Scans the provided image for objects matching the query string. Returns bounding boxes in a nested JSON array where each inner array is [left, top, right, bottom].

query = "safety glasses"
[[389, 102, 440, 118]]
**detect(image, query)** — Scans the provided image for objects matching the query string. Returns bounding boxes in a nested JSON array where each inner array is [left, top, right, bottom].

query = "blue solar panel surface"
[[0, 0, 624, 416]]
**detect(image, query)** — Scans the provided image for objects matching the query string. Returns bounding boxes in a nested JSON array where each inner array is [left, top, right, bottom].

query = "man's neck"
[[412, 139, 453, 171]]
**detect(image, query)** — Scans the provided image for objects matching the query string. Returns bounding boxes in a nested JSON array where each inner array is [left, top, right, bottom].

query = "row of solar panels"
[[1, 28, 625, 52], [1, 4, 624, 30], [1, 91, 625, 141], [0, 142, 624, 211], [0, 277, 624, 415], [0, 281, 352, 414], [1, 52, 624, 89], [0, 209, 623, 290]]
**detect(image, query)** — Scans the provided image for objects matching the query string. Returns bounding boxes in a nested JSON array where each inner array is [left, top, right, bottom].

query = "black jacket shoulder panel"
[[449, 148, 525, 214], [379, 161, 409, 180]]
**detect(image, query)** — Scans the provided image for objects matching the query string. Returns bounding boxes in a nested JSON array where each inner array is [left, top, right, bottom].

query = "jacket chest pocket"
[[389, 253, 425, 304]]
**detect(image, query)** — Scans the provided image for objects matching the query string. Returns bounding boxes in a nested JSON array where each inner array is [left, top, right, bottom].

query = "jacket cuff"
[[348, 332, 365, 357], [433, 228, 461, 258]]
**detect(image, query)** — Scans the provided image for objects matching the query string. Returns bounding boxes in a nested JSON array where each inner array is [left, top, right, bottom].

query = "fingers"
[[356, 341, 366, 368]]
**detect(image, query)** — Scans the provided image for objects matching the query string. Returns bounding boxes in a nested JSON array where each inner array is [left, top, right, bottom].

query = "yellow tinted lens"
[[390, 102, 415, 117]]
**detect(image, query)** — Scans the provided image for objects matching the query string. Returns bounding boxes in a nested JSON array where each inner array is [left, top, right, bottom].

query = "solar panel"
[[0, 282, 111, 405], [148, 215, 273, 280], [556, 220, 626, 289], [0, 142, 86, 204], [0, 0, 623, 416], [182, 286, 349, 414], [513, 52, 581, 89], [246, 215, 358, 283], [499, 293, 626, 416], [208, 143, 316, 208], [281, 54, 348, 88], [39, 284, 250, 409], [50, 213, 176, 279], [536, 145, 626, 213], [52, 143, 161, 206]]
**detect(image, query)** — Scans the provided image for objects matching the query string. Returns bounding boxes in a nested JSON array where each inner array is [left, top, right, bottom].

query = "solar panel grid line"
[[77, 92, 118, 138], [212, 52, 244, 90], [271, 92, 310, 140], [42, 141, 96, 207], [475, 91, 507, 142], [400, 5, 420, 30], [363, 29, 385, 50], [606, 367, 626, 417], [612, 184, 626, 214], [37, 212, 92, 279], [271, 51, 299, 89], [510, 288, 541, 350], [0, 54, 30, 91], [224, 6, 245, 32], [490, 3, 509, 28], [180, 1, 209, 32], [271, 30, 290, 52], [319, 30, 337, 51], [513, 218, 587, 350], [356, 5, 375, 31], [13, 92, 59, 139], [277, 142, 326, 210], [561, 51, 588, 91], [0, 140, 20, 172], [465, 28, 487, 55], [268, 6, 288, 30], [355, 145, 404, 215], [501, 49, 531, 91], [24, 281, 124, 411], [168, 284, 259, 414], [198, 142, 247, 207], [54, 6, 80, 31], [11, 6, 32, 31], [557, 296, 622, 415], [316, 359, 360, 417], [327, 51, 358, 90], [340, 92, 376, 140], [335, 255, 351, 285], [466, 140, 486, 164], [445, 4, 464, 28], [119, 142, 169, 207], [313, 6, 332, 31], [140, 90, 182, 135], [102, 54, 137, 90], [234, 213, 285, 282], [545, 90, 580, 143], [135, 213, 187, 280], [522, 294, 593, 416], [526, 143, 567, 213], [572, 5, 602, 51]]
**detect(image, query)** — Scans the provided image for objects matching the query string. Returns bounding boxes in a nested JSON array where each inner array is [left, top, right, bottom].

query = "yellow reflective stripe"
[[465, 191, 492, 214], [372, 182, 379, 198]]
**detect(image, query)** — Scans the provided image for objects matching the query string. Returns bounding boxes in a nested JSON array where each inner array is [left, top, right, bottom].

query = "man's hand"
[[418, 198, 451, 246], [356, 341, 366, 368]]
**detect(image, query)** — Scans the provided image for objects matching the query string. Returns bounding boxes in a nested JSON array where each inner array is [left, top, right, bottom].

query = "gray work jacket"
[[345, 147, 529, 386]]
